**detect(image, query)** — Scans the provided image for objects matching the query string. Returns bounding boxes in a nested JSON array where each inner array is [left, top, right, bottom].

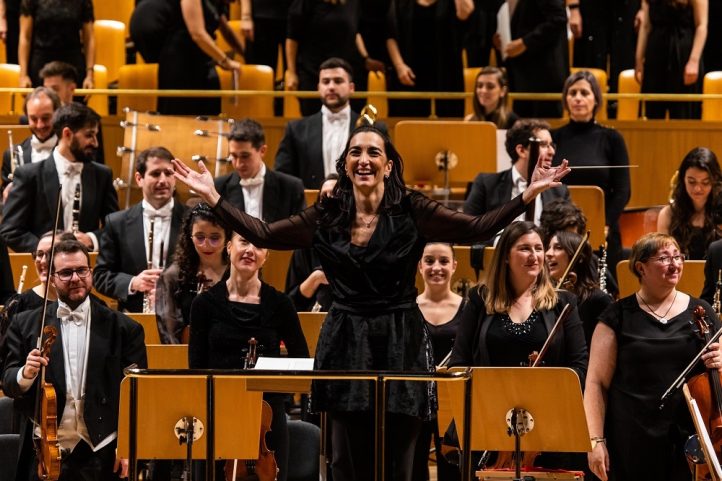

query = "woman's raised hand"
[[523, 158, 571, 204], [172, 159, 221, 206]]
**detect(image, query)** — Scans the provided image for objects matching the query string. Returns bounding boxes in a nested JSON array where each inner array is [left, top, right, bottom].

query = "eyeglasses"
[[191, 234, 224, 247], [528, 137, 556, 149], [32, 250, 48, 260], [646, 254, 686, 265], [53, 267, 92, 281]]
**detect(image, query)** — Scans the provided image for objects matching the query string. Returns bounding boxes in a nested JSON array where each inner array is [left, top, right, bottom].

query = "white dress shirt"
[[142, 198, 174, 269], [511, 165, 542, 225], [240, 162, 266, 219], [30, 134, 57, 164], [321, 105, 351, 178]]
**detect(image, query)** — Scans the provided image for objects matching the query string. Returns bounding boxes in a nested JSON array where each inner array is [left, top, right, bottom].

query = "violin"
[[484, 304, 573, 471], [686, 305, 722, 479], [35, 326, 61, 480], [225, 338, 278, 481]]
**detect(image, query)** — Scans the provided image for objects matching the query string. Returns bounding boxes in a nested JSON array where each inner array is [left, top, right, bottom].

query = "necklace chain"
[[358, 213, 379, 228], [637, 290, 678, 324]]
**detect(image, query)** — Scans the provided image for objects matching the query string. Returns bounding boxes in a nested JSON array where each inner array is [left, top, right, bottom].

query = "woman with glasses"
[[585, 232, 722, 481], [155, 203, 231, 344], [552, 70, 631, 275], [657, 147, 722, 260], [188, 232, 309, 481]]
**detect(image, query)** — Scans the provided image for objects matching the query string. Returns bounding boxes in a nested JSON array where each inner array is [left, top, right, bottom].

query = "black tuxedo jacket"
[[463, 167, 570, 216], [93, 201, 187, 312], [701, 239, 722, 304], [1, 300, 147, 446], [214, 168, 305, 222], [274, 110, 361, 189], [0, 154, 118, 253], [1, 136, 32, 187]]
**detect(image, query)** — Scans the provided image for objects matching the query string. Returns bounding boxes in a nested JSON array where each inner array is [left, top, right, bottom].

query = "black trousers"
[[329, 411, 421, 481], [31, 439, 120, 481]]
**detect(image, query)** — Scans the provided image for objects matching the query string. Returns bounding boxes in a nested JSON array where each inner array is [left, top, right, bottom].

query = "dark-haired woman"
[[155, 203, 231, 344], [553, 70, 631, 276], [172, 125, 569, 481], [464, 66, 518, 129], [546, 230, 613, 347], [657, 146, 722, 260]]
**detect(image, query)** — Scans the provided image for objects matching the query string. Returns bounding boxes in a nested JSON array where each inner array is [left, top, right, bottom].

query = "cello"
[[224, 338, 279, 481], [686, 305, 722, 480]]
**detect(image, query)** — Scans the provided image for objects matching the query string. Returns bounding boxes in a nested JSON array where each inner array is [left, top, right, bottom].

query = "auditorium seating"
[[94, 20, 126, 84], [283, 70, 302, 119], [216, 64, 274, 118], [126, 313, 161, 344], [215, 20, 244, 58], [87, 65, 109, 116], [617, 259, 704, 298], [0, 64, 20, 115], [367, 70, 388, 118], [93, 0, 133, 28], [298, 312, 326, 357], [617, 69, 640, 120], [463, 67, 481, 117], [261, 249, 294, 293], [146, 344, 189, 369], [568, 185, 606, 249], [117, 63, 158, 112], [702, 71, 722, 121]]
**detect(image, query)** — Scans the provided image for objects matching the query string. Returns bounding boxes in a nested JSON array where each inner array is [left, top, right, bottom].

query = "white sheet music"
[[496, 2, 512, 61], [253, 357, 315, 370]]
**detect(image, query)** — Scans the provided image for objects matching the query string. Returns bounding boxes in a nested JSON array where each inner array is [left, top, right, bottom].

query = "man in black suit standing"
[[701, 239, 722, 305], [1, 87, 61, 201], [274, 57, 360, 189], [215, 118, 305, 221], [93, 147, 187, 313], [0, 102, 117, 253], [464, 118, 570, 222], [1, 239, 147, 481]]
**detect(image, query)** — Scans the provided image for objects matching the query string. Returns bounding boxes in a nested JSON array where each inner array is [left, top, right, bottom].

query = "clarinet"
[[7, 130, 18, 181], [71, 184, 81, 234], [713, 269, 722, 317], [142, 218, 155, 314], [598, 242, 608, 295]]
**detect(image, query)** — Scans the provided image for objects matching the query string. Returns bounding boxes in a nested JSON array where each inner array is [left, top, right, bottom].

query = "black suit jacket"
[[1, 300, 147, 446], [0, 154, 118, 253], [274, 110, 362, 189], [1, 136, 32, 187], [463, 167, 570, 216], [701, 239, 722, 305], [93, 201, 187, 312], [214, 168, 305, 222]]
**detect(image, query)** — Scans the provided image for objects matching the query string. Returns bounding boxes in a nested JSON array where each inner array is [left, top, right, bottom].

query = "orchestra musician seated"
[[464, 66, 519, 129], [155, 202, 230, 343], [188, 233, 309, 481], [449, 221, 587, 470], [545, 230, 613, 347], [657, 146, 722, 260], [93, 147, 187, 313], [1, 239, 147, 481], [585, 233, 722, 481]]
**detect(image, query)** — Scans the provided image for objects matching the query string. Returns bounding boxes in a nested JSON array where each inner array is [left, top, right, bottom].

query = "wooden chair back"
[[126, 312, 161, 344], [367, 71, 388, 118], [216, 64, 274, 118], [146, 344, 189, 369], [0, 64, 20, 114], [298, 312, 326, 357], [617, 69, 640, 120], [702, 71, 722, 121], [117, 64, 159, 113], [567, 186, 606, 249], [616, 260, 705, 298], [94, 20, 126, 83]]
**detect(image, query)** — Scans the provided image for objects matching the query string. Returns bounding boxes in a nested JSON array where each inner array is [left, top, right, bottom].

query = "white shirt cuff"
[[88, 232, 99, 252], [16, 367, 36, 392]]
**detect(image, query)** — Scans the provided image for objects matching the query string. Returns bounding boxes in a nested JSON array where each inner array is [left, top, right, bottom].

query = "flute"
[[142, 218, 155, 313]]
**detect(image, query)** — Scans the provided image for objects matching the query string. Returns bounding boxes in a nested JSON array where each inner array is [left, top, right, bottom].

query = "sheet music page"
[[254, 357, 315, 370], [496, 2, 512, 61]]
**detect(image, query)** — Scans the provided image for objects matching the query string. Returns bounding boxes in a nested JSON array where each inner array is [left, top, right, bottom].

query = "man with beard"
[[93, 147, 187, 313], [275, 57, 374, 189], [1, 239, 146, 481], [215, 119, 304, 222], [0, 102, 117, 253], [1, 87, 61, 201]]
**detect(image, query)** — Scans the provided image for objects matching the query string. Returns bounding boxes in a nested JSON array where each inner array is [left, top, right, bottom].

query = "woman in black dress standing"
[[585, 232, 722, 481], [173, 125, 570, 481], [189, 232, 309, 481], [553, 70, 631, 278], [635, 0, 708, 119], [18, 0, 94, 88]]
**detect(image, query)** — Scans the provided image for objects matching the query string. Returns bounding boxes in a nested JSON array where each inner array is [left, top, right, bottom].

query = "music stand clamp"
[[174, 416, 204, 481]]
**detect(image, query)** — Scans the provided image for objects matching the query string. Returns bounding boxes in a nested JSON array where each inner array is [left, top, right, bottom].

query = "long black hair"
[[175, 203, 232, 285], [320, 125, 408, 229]]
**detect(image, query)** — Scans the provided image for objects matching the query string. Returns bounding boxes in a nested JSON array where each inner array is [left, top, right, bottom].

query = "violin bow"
[[556, 230, 591, 289], [531, 303, 572, 368]]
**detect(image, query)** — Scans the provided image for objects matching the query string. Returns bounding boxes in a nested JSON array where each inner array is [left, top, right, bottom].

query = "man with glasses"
[[1, 239, 147, 481], [93, 147, 187, 313], [214, 118, 305, 222]]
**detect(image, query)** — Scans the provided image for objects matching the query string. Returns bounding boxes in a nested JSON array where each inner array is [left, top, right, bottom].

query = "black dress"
[[211, 189, 527, 418], [600, 295, 718, 481], [642, 0, 701, 119], [189, 280, 309, 481], [20, 0, 93, 86], [157, 0, 224, 116], [577, 287, 614, 348]]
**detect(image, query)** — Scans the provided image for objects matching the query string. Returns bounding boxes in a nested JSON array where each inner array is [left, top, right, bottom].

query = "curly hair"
[[320, 125, 408, 229], [174, 203, 231, 286], [549, 231, 598, 304], [669, 147, 722, 257]]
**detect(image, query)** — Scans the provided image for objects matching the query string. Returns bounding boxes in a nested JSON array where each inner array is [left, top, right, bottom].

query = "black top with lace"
[[212, 189, 526, 417]]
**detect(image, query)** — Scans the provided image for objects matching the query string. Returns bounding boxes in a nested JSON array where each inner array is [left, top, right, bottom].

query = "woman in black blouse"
[[18, 0, 94, 88], [552, 70, 631, 276], [189, 232, 309, 481]]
